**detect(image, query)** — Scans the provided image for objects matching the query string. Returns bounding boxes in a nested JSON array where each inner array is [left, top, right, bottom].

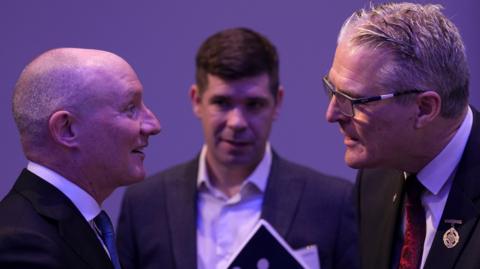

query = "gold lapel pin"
[[443, 219, 462, 248]]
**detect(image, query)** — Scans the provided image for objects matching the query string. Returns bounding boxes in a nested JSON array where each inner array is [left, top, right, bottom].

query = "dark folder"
[[226, 219, 308, 269]]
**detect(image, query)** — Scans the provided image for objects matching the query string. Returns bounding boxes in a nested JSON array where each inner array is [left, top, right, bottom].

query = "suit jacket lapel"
[[15, 170, 113, 269], [165, 159, 198, 269], [261, 153, 305, 238], [424, 180, 478, 269], [358, 169, 405, 269], [424, 108, 480, 269], [57, 213, 114, 269]]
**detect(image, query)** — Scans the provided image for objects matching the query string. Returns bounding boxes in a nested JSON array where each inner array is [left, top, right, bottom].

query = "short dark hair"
[[195, 27, 280, 97]]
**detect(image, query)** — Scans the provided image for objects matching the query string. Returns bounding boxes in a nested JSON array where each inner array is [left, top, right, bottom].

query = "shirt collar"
[[197, 143, 272, 193], [26, 161, 101, 222], [417, 106, 473, 195]]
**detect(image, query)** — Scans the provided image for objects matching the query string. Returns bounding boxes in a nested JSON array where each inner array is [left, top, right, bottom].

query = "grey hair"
[[12, 49, 91, 147], [338, 2, 469, 118]]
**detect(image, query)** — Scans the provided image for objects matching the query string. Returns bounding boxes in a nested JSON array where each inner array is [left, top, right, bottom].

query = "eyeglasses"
[[323, 76, 424, 117]]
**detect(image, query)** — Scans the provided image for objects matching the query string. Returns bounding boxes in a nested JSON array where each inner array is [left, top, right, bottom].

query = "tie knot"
[[405, 174, 424, 203], [94, 210, 114, 236]]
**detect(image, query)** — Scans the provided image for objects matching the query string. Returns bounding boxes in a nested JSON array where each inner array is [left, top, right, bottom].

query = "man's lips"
[[343, 136, 359, 147], [339, 129, 359, 146], [132, 145, 147, 155], [221, 138, 251, 147]]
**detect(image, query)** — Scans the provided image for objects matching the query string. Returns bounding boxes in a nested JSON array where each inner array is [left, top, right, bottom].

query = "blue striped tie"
[[94, 210, 121, 269]]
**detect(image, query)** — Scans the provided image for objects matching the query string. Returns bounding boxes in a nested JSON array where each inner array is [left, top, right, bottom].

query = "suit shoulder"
[[356, 168, 401, 185], [123, 159, 196, 199], [357, 167, 395, 177], [151, 159, 197, 181], [278, 157, 353, 191], [0, 191, 65, 262], [0, 226, 64, 265], [0, 189, 44, 228]]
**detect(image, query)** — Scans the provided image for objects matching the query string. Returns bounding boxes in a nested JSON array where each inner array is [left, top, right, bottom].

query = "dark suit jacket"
[[0, 169, 114, 269], [117, 153, 359, 269], [356, 107, 480, 269]]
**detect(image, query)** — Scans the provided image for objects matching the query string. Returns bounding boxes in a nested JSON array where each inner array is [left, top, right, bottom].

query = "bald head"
[[12, 48, 135, 154]]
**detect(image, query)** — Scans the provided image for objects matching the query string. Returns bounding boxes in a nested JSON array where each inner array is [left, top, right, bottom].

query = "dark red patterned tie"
[[399, 175, 426, 269]]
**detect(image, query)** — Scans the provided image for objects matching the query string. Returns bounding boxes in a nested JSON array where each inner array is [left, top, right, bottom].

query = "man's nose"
[[226, 107, 247, 130], [141, 105, 161, 135], [325, 96, 346, 123]]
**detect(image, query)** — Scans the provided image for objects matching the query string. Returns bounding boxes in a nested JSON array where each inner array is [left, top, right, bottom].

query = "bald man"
[[0, 48, 161, 269]]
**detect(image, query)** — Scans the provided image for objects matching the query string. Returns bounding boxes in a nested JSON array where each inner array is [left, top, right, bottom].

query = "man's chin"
[[123, 169, 146, 186], [218, 153, 260, 168], [344, 151, 371, 169]]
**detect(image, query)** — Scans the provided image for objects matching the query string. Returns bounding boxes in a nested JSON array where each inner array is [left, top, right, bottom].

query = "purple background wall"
[[1, 0, 478, 225]]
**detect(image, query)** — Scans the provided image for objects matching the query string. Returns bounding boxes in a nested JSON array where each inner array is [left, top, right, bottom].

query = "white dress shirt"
[[411, 107, 473, 269], [196, 144, 272, 269]]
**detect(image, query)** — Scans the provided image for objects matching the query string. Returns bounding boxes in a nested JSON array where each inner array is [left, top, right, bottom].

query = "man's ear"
[[273, 86, 284, 120], [415, 91, 442, 128], [48, 110, 78, 148], [190, 84, 202, 118]]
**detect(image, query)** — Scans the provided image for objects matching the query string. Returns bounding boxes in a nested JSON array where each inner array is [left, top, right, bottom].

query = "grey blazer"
[[117, 152, 359, 269]]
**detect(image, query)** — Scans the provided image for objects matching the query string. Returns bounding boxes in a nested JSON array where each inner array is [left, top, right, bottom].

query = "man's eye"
[[335, 94, 350, 105], [125, 104, 138, 117], [246, 99, 267, 110], [210, 98, 231, 108]]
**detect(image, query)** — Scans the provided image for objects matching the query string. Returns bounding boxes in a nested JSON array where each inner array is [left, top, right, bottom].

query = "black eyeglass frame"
[[323, 76, 425, 117]]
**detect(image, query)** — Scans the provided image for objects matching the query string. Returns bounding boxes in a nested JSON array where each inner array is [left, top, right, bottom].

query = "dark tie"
[[398, 175, 426, 269], [94, 210, 122, 269]]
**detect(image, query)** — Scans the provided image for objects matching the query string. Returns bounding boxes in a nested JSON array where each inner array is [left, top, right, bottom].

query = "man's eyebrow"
[[330, 81, 363, 99], [209, 94, 230, 99], [338, 88, 364, 99], [123, 88, 142, 98]]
